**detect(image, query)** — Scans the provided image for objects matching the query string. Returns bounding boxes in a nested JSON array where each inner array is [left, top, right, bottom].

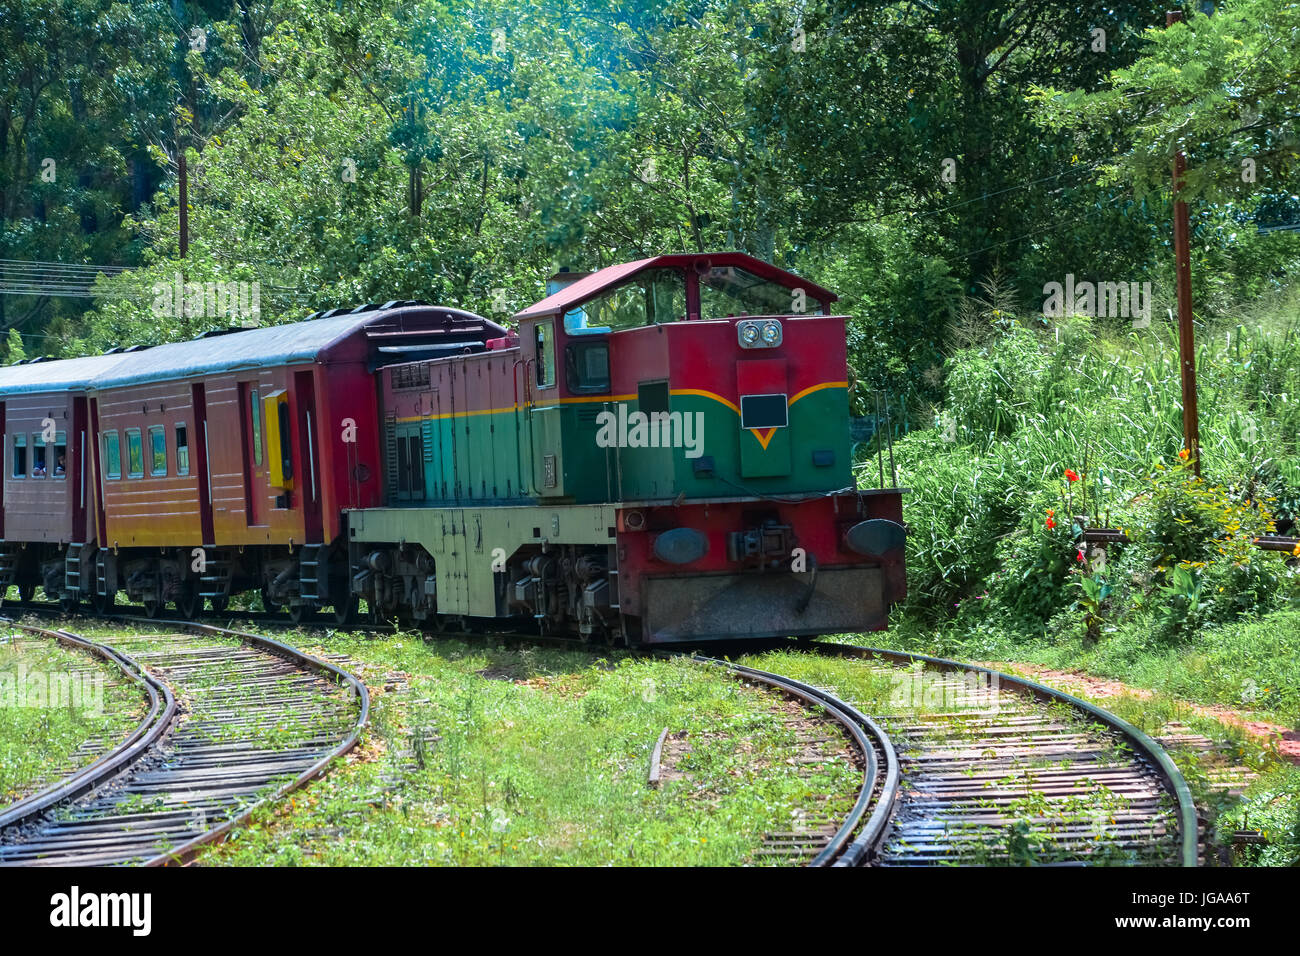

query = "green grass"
[[0, 631, 146, 803], [164, 627, 863, 866]]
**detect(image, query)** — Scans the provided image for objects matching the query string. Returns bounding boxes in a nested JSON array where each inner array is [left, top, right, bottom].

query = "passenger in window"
[[55, 454, 66, 477], [33, 460, 46, 477]]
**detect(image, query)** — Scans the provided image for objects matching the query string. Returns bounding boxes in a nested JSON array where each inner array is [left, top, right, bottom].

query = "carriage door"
[[0, 401, 6, 538], [238, 381, 268, 526], [71, 397, 88, 541], [191, 384, 215, 544], [294, 371, 323, 543]]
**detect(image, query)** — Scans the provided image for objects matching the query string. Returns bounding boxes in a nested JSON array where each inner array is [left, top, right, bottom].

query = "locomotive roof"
[[512, 251, 837, 322], [0, 305, 501, 394]]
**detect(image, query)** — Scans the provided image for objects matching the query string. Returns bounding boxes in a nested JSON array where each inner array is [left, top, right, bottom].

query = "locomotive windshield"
[[564, 267, 685, 334], [700, 265, 823, 318]]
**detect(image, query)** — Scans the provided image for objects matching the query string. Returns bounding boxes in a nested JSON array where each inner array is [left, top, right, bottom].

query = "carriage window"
[[31, 435, 47, 478], [250, 388, 264, 466], [11, 434, 26, 478], [102, 431, 121, 479], [126, 428, 144, 478], [699, 266, 823, 318], [176, 423, 190, 476], [564, 268, 686, 334], [276, 400, 293, 480], [535, 321, 556, 389], [53, 435, 67, 478], [149, 426, 167, 476]]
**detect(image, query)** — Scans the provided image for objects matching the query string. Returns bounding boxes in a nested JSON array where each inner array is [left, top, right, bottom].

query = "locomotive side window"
[[11, 434, 25, 478], [176, 424, 190, 476], [700, 266, 823, 318], [126, 428, 144, 479], [565, 268, 685, 333], [149, 426, 167, 476], [30, 435, 46, 478], [535, 321, 556, 389], [250, 388, 264, 466], [102, 431, 121, 480], [565, 340, 610, 394]]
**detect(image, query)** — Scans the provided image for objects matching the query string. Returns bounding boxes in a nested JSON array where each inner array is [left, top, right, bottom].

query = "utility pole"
[[1167, 9, 1200, 476], [178, 138, 189, 259]]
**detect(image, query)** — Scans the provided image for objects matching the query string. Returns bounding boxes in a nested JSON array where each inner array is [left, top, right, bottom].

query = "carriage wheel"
[[17, 582, 35, 603], [175, 585, 201, 620], [92, 591, 114, 615], [333, 596, 358, 626]]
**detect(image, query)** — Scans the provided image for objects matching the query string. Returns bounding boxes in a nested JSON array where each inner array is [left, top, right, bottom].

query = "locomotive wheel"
[[333, 596, 358, 626], [92, 591, 114, 614], [288, 603, 315, 624], [17, 583, 35, 603], [142, 598, 162, 618], [59, 596, 79, 613]]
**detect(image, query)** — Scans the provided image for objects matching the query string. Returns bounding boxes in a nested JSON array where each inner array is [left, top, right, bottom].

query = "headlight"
[[761, 321, 781, 345], [740, 323, 760, 345]]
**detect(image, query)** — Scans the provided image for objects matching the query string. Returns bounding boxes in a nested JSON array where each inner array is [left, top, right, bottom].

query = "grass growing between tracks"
[[175, 628, 861, 866], [0, 631, 146, 804]]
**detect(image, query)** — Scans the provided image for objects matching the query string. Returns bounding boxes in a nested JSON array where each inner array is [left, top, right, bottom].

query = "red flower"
[[1045, 508, 1056, 530], [1065, 469, 1080, 482], [1077, 549, 1086, 563], [1178, 448, 1189, 461]]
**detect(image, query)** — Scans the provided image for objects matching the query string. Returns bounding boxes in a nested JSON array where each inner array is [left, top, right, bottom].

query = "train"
[[0, 252, 906, 644]]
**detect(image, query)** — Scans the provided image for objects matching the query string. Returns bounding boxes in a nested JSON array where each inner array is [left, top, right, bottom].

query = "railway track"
[[3, 600, 1198, 867], [778, 641, 1199, 866], [0, 616, 368, 866], [690, 655, 899, 867]]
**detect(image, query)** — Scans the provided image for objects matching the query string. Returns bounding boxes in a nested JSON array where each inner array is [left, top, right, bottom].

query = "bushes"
[[878, 301, 1300, 640]]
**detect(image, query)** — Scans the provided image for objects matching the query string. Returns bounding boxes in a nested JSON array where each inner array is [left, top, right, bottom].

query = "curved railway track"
[[3, 599, 1197, 867], [778, 640, 1199, 867], [691, 655, 899, 867], [0, 616, 368, 866]]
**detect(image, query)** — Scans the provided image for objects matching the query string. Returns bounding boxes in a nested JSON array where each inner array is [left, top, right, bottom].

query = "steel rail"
[[691, 654, 899, 867], [803, 640, 1199, 868], [0, 610, 369, 866], [134, 618, 371, 866], [0, 619, 177, 831]]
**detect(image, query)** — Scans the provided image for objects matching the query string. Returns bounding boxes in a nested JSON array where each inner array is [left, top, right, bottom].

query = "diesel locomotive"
[[0, 252, 906, 644]]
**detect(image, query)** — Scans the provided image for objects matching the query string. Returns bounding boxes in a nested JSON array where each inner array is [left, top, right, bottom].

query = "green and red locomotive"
[[0, 252, 905, 644]]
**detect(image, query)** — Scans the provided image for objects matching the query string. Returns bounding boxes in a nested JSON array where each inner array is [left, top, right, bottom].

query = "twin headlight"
[[737, 319, 783, 349]]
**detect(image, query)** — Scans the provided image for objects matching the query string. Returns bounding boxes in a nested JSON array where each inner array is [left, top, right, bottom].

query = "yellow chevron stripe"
[[393, 382, 845, 425]]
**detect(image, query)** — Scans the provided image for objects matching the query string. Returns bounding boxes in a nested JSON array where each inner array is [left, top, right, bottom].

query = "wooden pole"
[[1167, 10, 1200, 475], [178, 145, 189, 259]]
